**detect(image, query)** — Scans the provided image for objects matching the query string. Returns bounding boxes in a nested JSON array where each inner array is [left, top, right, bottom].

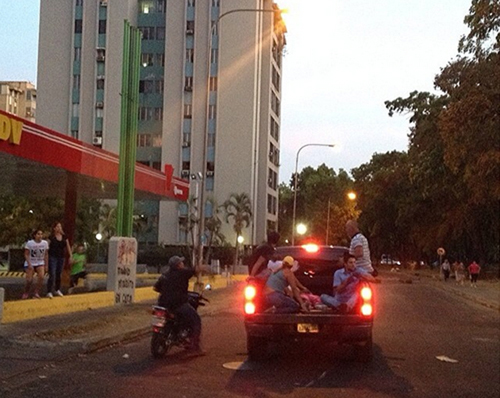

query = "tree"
[[203, 197, 226, 266], [222, 193, 252, 273], [280, 164, 356, 246]]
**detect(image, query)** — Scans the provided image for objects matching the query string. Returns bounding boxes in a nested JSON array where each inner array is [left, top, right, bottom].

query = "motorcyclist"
[[153, 255, 205, 356]]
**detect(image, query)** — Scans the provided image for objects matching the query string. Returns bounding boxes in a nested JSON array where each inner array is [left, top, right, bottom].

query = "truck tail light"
[[244, 284, 258, 315], [360, 286, 372, 301], [244, 285, 257, 301], [361, 303, 373, 316], [245, 302, 256, 315], [359, 285, 373, 317]]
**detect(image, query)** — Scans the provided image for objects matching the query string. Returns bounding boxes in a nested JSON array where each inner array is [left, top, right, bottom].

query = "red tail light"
[[244, 285, 257, 315], [244, 285, 257, 301], [245, 302, 256, 315], [359, 285, 373, 317], [361, 303, 373, 316]]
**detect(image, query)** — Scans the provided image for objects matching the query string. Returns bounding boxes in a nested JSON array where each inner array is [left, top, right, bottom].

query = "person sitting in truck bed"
[[264, 256, 309, 313], [320, 253, 376, 313]]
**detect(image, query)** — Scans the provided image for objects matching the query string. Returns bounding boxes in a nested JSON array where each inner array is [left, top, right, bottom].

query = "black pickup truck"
[[243, 244, 374, 362]]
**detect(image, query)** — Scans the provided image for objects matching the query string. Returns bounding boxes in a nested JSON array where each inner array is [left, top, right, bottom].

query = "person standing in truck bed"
[[346, 220, 377, 276]]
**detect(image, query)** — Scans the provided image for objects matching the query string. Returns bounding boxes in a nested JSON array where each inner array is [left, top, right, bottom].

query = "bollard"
[[0, 287, 4, 323]]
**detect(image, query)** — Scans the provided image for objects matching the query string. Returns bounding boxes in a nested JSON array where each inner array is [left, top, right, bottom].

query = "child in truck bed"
[[320, 253, 376, 313]]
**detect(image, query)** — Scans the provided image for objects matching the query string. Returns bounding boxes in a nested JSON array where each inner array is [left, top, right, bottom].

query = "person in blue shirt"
[[320, 253, 375, 313]]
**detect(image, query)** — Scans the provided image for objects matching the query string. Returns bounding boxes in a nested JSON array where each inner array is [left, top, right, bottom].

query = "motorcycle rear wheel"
[[151, 326, 174, 359]]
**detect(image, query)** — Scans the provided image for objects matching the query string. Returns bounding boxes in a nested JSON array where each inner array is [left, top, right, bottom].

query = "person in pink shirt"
[[467, 261, 481, 287]]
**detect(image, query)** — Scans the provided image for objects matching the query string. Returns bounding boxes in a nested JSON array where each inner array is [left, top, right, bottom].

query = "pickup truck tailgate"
[[245, 312, 372, 343]]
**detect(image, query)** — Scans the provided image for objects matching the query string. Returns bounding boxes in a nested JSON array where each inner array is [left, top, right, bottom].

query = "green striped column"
[[116, 21, 141, 237]]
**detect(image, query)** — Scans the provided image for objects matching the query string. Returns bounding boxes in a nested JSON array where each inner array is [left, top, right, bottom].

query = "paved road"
[[1, 276, 498, 398]]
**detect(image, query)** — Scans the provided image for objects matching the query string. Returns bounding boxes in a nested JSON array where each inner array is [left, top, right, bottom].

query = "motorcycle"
[[150, 289, 209, 359]]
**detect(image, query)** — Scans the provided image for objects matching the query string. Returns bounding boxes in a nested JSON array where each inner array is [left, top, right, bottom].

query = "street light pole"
[[198, 6, 285, 266], [291, 143, 335, 245]]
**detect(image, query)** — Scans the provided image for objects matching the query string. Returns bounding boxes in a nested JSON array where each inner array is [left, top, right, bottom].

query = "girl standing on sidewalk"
[[47, 222, 72, 298], [22, 229, 48, 299]]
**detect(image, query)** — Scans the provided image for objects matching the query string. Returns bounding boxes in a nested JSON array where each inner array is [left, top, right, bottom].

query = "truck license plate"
[[297, 323, 319, 333]]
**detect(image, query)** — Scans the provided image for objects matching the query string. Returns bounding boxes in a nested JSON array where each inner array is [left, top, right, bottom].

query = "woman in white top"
[[22, 229, 49, 299]]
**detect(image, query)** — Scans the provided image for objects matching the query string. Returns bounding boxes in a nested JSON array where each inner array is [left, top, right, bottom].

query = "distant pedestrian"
[[22, 229, 48, 299], [468, 261, 481, 287], [47, 222, 72, 298], [345, 220, 377, 276], [441, 259, 451, 281], [69, 243, 87, 293], [453, 261, 466, 286]]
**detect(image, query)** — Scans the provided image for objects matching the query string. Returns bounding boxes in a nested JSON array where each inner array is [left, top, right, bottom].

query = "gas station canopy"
[[0, 110, 189, 201]]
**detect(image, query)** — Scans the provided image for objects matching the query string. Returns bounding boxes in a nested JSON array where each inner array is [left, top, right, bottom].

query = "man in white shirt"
[[345, 220, 376, 276]]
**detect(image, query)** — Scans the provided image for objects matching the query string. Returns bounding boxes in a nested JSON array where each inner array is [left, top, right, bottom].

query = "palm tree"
[[222, 193, 252, 274], [204, 197, 226, 266]]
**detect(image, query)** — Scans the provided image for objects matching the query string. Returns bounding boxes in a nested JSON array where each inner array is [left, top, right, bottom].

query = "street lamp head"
[[296, 223, 307, 236], [347, 191, 357, 201], [237, 235, 244, 244], [96, 233, 103, 241]]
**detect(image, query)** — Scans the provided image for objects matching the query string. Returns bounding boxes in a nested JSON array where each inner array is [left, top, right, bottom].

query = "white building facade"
[[37, 0, 285, 246]]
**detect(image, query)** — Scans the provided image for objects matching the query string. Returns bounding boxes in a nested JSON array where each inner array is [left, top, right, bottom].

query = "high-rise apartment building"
[[37, 0, 285, 246], [0, 81, 37, 122]]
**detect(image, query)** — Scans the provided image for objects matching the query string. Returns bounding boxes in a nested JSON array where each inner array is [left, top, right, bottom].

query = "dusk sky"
[[0, 0, 472, 182]]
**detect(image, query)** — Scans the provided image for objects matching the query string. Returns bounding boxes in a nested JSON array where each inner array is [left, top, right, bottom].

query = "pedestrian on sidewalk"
[[69, 243, 87, 293], [47, 222, 73, 298], [453, 260, 466, 286], [441, 259, 451, 282], [22, 228, 48, 299], [468, 260, 481, 287]]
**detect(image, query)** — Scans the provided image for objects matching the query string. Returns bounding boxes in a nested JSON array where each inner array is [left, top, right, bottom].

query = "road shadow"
[[225, 341, 413, 397]]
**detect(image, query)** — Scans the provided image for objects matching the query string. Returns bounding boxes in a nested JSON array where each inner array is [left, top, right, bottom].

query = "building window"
[[139, 80, 154, 93], [98, 20, 106, 34], [139, 27, 155, 40], [209, 77, 217, 91], [155, 80, 164, 94], [72, 104, 79, 117], [97, 77, 105, 89], [211, 0, 219, 6], [186, 49, 194, 63], [207, 133, 215, 147], [152, 161, 161, 170], [74, 19, 83, 34], [208, 105, 216, 119], [140, 0, 155, 14], [188, 0, 195, 6], [156, 53, 165, 67], [71, 130, 79, 138], [74, 47, 81, 62], [185, 77, 193, 91], [152, 134, 162, 147], [137, 134, 152, 147], [76, 0, 83, 6], [73, 75, 80, 90], [184, 104, 192, 118], [96, 48, 105, 61], [210, 49, 218, 64], [211, 21, 218, 35], [141, 53, 154, 67], [154, 107, 163, 120], [156, 27, 165, 40], [157, 0, 166, 13], [186, 21, 195, 33]]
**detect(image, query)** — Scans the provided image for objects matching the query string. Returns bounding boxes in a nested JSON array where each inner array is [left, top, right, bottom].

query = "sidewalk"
[[0, 280, 244, 382], [393, 267, 500, 311]]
